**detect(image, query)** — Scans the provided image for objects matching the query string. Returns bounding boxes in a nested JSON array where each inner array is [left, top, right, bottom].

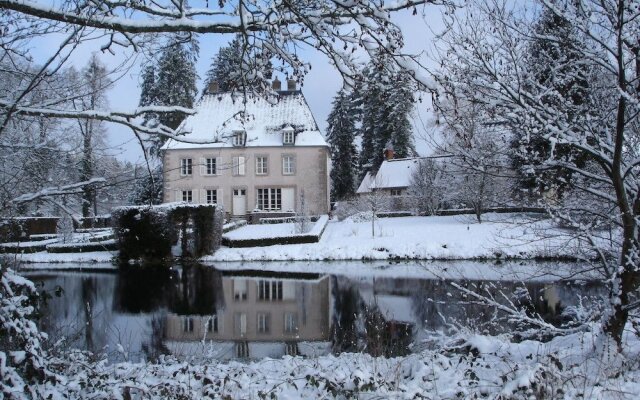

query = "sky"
[[31, 2, 448, 164]]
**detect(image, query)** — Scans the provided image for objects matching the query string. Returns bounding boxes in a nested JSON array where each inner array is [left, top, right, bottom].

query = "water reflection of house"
[[164, 273, 332, 361]]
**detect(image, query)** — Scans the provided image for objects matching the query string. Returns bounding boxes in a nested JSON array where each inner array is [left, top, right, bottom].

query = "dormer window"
[[232, 130, 246, 147], [282, 126, 295, 145]]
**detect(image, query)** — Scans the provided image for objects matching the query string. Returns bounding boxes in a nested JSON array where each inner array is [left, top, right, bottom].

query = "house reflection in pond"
[[163, 273, 332, 361]]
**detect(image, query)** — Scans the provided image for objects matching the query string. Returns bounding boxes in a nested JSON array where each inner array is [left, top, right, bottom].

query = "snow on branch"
[[12, 177, 107, 203]]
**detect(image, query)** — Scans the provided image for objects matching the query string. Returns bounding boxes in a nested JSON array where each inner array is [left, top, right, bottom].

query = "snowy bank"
[[208, 213, 595, 262]]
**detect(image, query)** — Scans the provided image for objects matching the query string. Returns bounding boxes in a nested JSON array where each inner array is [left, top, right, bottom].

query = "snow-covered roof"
[[162, 92, 327, 150], [356, 158, 421, 193]]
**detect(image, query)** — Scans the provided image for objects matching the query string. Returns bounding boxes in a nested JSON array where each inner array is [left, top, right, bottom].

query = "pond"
[[25, 261, 604, 363]]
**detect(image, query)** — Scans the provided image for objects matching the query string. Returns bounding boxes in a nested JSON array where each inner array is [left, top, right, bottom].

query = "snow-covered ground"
[[209, 213, 593, 262]]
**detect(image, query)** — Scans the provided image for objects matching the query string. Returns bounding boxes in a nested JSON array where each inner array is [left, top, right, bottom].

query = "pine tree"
[[203, 36, 243, 93], [153, 38, 198, 153], [203, 35, 273, 94], [327, 89, 359, 201], [358, 54, 416, 174], [512, 7, 591, 195], [139, 64, 157, 107]]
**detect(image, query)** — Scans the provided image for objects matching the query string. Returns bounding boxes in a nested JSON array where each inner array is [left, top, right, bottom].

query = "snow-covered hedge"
[[113, 203, 223, 263]]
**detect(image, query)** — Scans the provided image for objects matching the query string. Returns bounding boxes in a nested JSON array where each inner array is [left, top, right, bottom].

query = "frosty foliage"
[[434, 0, 640, 346], [0, 265, 51, 399]]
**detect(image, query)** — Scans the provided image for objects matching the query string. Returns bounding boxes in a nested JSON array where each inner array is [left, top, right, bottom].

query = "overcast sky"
[[33, 3, 447, 164]]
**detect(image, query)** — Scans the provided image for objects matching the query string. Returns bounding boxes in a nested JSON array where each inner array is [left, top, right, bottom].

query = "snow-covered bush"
[[0, 265, 53, 399]]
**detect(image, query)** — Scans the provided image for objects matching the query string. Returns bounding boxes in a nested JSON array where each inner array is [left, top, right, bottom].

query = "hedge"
[[112, 203, 223, 264]]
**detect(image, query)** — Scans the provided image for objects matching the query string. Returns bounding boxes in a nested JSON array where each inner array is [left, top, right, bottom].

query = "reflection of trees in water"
[[141, 314, 169, 362], [331, 276, 413, 358], [331, 277, 359, 353], [168, 263, 224, 316], [113, 266, 175, 313], [34, 274, 115, 354], [410, 280, 606, 336]]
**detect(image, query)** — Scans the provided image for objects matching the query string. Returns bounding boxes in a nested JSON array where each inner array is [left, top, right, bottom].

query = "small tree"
[[408, 158, 446, 215]]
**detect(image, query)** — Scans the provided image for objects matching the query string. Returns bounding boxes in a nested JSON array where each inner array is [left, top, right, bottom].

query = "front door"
[[232, 188, 246, 216]]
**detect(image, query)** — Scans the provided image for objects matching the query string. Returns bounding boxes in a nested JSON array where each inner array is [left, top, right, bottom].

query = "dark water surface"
[[26, 261, 604, 363]]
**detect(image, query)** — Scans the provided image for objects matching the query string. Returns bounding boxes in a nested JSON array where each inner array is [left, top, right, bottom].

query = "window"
[[203, 157, 217, 175], [233, 279, 248, 301], [256, 188, 281, 210], [282, 155, 295, 175], [257, 313, 270, 333], [284, 313, 298, 333], [232, 130, 246, 146], [285, 343, 298, 356], [256, 156, 268, 175], [258, 280, 283, 301], [206, 315, 218, 333], [390, 189, 402, 196], [283, 127, 294, 145], [182, 317, 194, 333], [182, 190, 193, 202], [232, 156, 246, 176], [180, 158, 193, 176], [206, 189, 217, 204], [234, 313, 247, 336], [235, 341, 249, 358]]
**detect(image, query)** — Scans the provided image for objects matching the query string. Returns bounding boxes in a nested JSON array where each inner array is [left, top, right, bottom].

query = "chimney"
[[272, 77, 281, 91], [287, 79, 296, 91], [383, 141, 395, 160], [207, 81, 219, 94]]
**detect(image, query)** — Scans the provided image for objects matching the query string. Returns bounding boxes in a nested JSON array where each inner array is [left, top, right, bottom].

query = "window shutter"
[[216, 157, 220, 175], [217, 188, 223, 206], [200, 158, 206, 175], [175, 189, 180, 202], [292, 157, 296, 174], [201, 189, 207, 203], [232, 157, 238, 175], [239, 156, 245, 175]]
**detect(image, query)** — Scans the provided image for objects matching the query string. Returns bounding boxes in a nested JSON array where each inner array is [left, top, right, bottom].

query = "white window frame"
[[258, 280, 284, 301], [235, 341, 249, 358], [205, 189, 217, 204], [390, 189, 402, 196], [284, 313, 298, 333], [256, 156, 268, 175], [180, 158, 193, 176], [206, 314, 218, 333], [282, 155, 295, 175], [183, 317, 194, 333], [232, 130, 246, 146], [233, 279, 248, 301], [283, 128, 294, 145], [200, 157, 217, 176], [256, 188, 282, 211], [257, 313, 270, 333], [232, 156, 246, 176], [182, 190, 193, 202]]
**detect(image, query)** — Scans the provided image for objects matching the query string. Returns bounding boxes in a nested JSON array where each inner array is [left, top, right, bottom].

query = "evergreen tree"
[[203, 36, 243, 93], [152, 39, 198, 154], [358, 54, 416, 174], [203, 35, 273, 94], [512, 7, 591, 195], [138, 64, 158, 124], [327, 89, 359, 201]]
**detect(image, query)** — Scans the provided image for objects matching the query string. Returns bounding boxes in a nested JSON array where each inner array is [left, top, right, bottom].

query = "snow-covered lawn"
[[209, 213, 589, 262]]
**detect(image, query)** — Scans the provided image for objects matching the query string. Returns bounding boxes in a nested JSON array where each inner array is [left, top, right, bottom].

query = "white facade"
[[162, 90, 330, 216]]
